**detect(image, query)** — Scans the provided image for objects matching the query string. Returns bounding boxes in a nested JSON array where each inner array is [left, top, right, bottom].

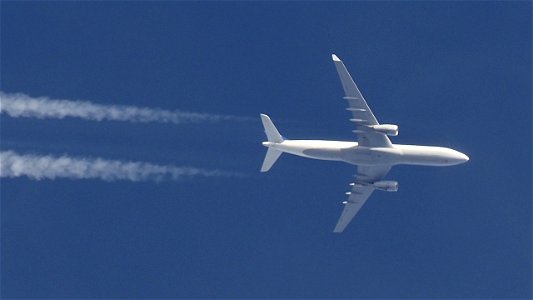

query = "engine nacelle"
[[373, 180, 399, 192], [371, 124, 398, 136]]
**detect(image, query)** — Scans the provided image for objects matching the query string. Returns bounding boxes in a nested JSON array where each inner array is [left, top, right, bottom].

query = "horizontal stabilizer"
[[261, 148, 282, 172], [260, 114, 283, 143]]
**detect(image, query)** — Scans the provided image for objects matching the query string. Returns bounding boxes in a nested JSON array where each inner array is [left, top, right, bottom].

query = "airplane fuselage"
[[260, 54, 470, 232], [262, 140, 469, 167]]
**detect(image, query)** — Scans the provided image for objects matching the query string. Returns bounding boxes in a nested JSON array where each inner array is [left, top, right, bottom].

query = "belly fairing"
[[302, 145, 403, 165], [340, 147, 403, 165]]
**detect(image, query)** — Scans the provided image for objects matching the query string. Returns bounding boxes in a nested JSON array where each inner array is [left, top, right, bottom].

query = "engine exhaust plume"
[[0, 150, 239, 182], [0, 92, 249, 124]]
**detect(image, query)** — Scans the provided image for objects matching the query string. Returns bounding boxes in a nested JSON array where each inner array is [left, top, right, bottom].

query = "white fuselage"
[[263, 140, 469, 166]]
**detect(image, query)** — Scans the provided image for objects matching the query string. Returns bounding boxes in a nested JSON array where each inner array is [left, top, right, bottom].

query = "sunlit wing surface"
[[331, 54, 392, 148], [333, 165, 391, 233]]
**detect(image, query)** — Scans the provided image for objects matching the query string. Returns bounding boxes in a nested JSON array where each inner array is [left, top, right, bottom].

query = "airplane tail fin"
[[260, 114, 284, 172]]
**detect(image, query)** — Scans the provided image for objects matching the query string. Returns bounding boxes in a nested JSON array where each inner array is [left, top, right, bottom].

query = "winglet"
[[332, 54, 341, 62]]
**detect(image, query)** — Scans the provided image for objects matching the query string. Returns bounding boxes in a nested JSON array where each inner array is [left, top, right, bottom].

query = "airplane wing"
[[333, 164, 391, 233], [331, 54, 392, 148]]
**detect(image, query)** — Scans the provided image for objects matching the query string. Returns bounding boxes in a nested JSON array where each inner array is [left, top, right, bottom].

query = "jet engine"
[[371, 124, 398, 136], [373, 180, 399, 192]]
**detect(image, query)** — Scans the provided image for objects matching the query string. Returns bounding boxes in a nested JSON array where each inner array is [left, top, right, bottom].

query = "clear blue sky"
[[1, 2, 531, 298]]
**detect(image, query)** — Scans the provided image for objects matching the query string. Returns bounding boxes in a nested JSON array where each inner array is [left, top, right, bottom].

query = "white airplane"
[[260, 54, 469, 233]]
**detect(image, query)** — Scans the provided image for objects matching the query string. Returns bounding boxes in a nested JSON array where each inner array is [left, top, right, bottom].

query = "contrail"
[[0, 150, 239, 181], [0, 92, 249, 123]]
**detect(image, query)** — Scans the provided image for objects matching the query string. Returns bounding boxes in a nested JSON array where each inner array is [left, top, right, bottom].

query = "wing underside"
[[333, 165, 391, 233], [330, 54, 394, 232], [331, 54, 392, 148]]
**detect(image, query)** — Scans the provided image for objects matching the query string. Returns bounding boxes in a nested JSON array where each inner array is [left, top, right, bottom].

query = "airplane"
[[260, 54, 469, 233]]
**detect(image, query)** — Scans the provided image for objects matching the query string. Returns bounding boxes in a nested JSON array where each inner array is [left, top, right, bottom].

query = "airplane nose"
[[446, 151, 469, 165], [459, 153, 469, 163]]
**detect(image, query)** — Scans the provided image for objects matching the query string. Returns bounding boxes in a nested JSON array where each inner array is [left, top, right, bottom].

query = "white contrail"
[[0, 150, 239, 181], [0, 92, 249, 123]]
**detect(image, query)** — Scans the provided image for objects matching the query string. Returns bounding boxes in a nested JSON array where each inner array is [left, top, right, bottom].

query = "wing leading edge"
[[331, 54, 392, 148]]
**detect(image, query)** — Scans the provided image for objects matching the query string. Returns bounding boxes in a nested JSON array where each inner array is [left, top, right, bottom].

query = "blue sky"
[[1, 2, 531, 298]]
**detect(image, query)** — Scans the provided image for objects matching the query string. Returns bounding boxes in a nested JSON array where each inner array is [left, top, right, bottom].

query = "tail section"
[[260, 114, 284, 172]]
